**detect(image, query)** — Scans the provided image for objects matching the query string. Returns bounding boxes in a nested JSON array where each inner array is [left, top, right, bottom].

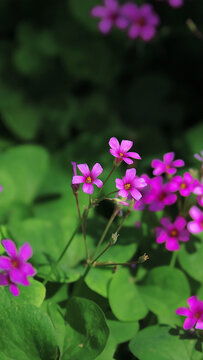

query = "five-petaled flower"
[[169, 172, 198, 197], [151, 152, 184, 176], [0, 239, 36, 296], [122, 3, 160, 41], [176, 296, 203, 330], [156, 216, 190, 251], [144, 176, 177, 211], [187, 206, 203, 234], [109, 137, 141, 165], [115, 168, 147, 200], [91, 0, 129, 34], [72, 163, 103, 194]]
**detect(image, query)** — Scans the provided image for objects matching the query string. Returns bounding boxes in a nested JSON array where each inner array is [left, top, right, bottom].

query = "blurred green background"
[[0, 0, 202, 196]]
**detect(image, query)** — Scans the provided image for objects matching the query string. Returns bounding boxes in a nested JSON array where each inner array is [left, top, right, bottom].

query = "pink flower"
[[0, 239, 36, 288], [0, 272, 20, 296], [187, 206, 203, 234], [71, 161, 80, 194], [91, 0, 129, 34], [144, 176, 177, 211], [115, 168, 147, 200], [134, 174, 151, 210], [151, 152, 184, 176], [72, 163, 103, 194], [109, 137, 141, 165], [168, 0, 183, 7], [176, 296, 203, 330], [0, 185, 3, 193], [169, 172, 198, 197], [193, 182, 203, 207], [122, 3, 160, 41], [194, 150, 203, 163], [156, 216, 190, 251]]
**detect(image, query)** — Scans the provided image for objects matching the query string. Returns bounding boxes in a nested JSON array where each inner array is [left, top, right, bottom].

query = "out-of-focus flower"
[[144, 176, 177, 211], [72, 163, 103, 194], [71, 161, 80, 194], [168, 0, 183, 7], [194, 150, 203, 163], [122, 3, 160, 41], [116, 168, 147, 200], [0, 185, 3, 192], [156, 216, 190, 251], [169, 172, 198, 197], [0, 239, 36, 288], [134, 174, 151, 211], [176, 296, 203, 330], [91, 0, 129, 34], [193, 182, 203, 207], [187, 206, 203, 234], [109, 137, 141, 165], [151, 152, 184, 176], [0, 272, 20, 296]]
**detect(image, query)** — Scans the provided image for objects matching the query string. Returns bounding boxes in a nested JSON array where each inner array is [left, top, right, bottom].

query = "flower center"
[[109, 11, 118, 21], [124, 183, 131, 190], [86, 176, 92, 184], [180, 183, 187, 189], [165, 165, 170, 170], [170, 229, 178, 237], [195, 311, 201, 319], [119, 153, 124, 157], [137, 17, 146, 27], [201, 221, 203, 228], [11, 259, 19, 268], [159, 192, 166, 201]]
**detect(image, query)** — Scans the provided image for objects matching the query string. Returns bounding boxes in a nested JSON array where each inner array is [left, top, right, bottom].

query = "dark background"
[[0, 0, 202, 170]]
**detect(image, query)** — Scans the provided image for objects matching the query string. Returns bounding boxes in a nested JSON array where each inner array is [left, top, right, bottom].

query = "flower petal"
[[123, 157, 133, 165], [196, 318, 203, 329], [187, 221, 203, 234], [0, 273, 9, 285], [125, 168, 136, 182], [98, 19, 112, 34], [120, 140, 133, 153], [176, 307, 191, 317], [166, 238, 180, 251], [19, 243, 33, 262], [126, 151, 141, 160], [183, 317, 196, 330], [163, 152, 174, 163], [173, 159, 184, 167], [110, 148, 118, 158], [9, 284, 20, 297], [116, 179, 124, 190], [72, 175, 84, 184], [109, 137, 119, 150], [2, 239, 17, 258], [91, 5, 106, 17], [188, 296, 199, 310], [91, 163, 103, 179], [93, 179, 103, 188], [160, 217, 171, 228], [140, 26, 156, 42], [179, 229, 190, 242], [189, 206, 202, 221], [174, 216, 186, 230], [184, 172, 193, 184], [118, 189, 128, 198], [77, 164, 90, 177], [0, 256, 12, 270], [130, 188, 142, 200], [82, 183, 94, 194], [156, 229, 168, 243], [22, 263, 36, 276]]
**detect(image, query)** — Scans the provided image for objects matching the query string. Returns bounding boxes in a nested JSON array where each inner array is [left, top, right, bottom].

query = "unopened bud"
[[71, 161, 80, 194], [138, 253, 149, 264], [111, 232, 119, 244]]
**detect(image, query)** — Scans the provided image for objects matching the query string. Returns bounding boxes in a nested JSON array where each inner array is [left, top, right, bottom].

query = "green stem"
[[95, 190, 118, 205], [170, 251, 177, 268], [92, 242, 112, 264], [75, 194, 82, 221], [97, 165, 116, 196], [92, 207, 120, 259], [43, 220, 81, 285], [116, 210, 131, 233], [82, 206, 90, 261]]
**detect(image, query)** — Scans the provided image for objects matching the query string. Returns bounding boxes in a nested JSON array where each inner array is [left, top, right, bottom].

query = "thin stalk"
[[116, 210, 131, 233], [92, 242, 112, 264], [92, 207, 120, 259], [43, 219, 82, 285], [95, 190, 118, 205], [97, 165, 116, 196], [74, 194, 82, 220], [170, 251, 177, 267], [82, 206, 90, 262]]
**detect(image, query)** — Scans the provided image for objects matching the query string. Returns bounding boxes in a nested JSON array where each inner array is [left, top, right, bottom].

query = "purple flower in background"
[[72, 163, 103, 194], [169, 172, 198, 197], [144, 176, 177, 211], [91, 0, 129, 34], [0, 272, 20, 296], [0, 185, 3, 192], [193, 182, 203, 207], [194, 150, 203, 163], [176, 296, 203, 330], [122, 3, 160, 41], [187, 206, 203, 234], [0, 239, 36, 288], [116, 168, 147, 200], [109, 137, 141, 164], [157, 0, 183, 8], [156, 216, 190, 251], [71, 161, 80, 194], [134, 174, 151, 210], [151, 152, 184, 176]]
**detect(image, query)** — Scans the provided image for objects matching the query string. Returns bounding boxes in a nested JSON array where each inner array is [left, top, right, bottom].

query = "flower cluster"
[[0, 239, 36, 296], [91, 0, 160, 41]]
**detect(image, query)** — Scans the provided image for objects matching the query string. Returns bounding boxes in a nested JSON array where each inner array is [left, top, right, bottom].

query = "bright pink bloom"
[[0, 239, 36, 288], [144, 176, 177, 211], [91, 0, 129, 34], [72, 163, 103, 194], [151, 152, 184, 176], [169, 172, 198, 197], [122, 3, 160, 41], [115, 168, 147, 200], [0, 272, 20, 296], [109, 137, 141, 165], [156, 216, 190, 251], [71, 161, 80, 194], [187, 206, 203, 234], [134, 174, 151, 210], [176, 296, 203, 330], [193, 182, 203, 207]]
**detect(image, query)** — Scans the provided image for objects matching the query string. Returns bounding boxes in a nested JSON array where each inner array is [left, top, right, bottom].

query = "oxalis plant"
[[0, 139, 203, 360]]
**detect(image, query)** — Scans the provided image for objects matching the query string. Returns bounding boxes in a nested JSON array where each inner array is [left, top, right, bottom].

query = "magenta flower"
[[187, 206, 203, 234], [156, 216, 190, 251], [116, 168, 147, 200], [122, 3, 160, 41], [0, 272, 20, 296], [72, 163, 103, 194], [0, 185, 2, 192], [0, 239, 36, 287], [109, 137, 141, 165], [71, 161, 80, 194], [176, 296, 203, 330], [169, 172, 198, 197], [168, 0, 183, 7], [151, 152, 184, 176], [144, 176, 177, 211], [91, 0, 129, 34], [193, 183, 203, 207], [134, 174, 151, 211]]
